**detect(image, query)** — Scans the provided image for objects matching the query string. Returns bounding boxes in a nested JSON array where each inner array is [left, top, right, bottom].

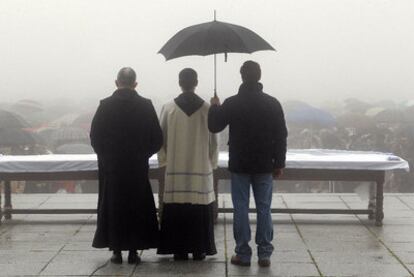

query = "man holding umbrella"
[[208, 61, 288, 267]]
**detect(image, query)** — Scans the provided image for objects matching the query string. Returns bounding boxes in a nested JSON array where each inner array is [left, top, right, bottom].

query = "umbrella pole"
[[214, 53, 217, 97], [213, 10, 217, 97]]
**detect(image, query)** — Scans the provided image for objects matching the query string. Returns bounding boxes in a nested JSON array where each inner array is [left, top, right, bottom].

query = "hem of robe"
[[157, 203, 217, 255]]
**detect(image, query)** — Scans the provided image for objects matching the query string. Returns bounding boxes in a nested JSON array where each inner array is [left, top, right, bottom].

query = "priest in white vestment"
[[157, 68, 218, 260]]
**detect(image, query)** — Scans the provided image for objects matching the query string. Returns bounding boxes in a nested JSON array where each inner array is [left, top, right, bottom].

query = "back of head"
[[240, 60, 261, 83], [179, 68, 198, 91], [116, 67, 137, 88]]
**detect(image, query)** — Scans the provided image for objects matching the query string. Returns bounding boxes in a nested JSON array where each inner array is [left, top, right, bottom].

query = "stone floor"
[[1, 193, 414, 276]]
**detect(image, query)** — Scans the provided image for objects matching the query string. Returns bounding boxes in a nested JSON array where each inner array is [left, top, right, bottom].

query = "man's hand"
[[210, 96, 221, 106], [272, 168, 284, 179]]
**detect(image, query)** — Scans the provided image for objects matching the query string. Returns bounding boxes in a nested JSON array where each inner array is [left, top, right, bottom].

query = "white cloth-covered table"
[[0, 149, 410, 226], [0, 149, 409, 174]]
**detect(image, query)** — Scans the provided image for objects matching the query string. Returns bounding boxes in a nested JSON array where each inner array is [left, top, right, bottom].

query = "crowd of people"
[[1, 86, 413, 195]]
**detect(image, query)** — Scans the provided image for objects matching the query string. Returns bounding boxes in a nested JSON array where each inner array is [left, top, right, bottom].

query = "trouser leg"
[[252, 174, 274, 260], [231, 173, 252, 262]]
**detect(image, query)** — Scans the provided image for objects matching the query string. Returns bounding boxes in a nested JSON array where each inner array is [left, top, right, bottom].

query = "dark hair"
[[240, 60, 261, 83], [117, 67, 137, 87], [179, 68, 198, 90]]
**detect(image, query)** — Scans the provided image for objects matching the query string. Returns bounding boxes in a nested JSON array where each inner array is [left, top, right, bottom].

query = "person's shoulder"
[[162, 100, 176, 110], [225, 94, 238, 102], [221, 94, 238, 106], [136, 94, 152, 104], [98, 95, 113, 106], [135, 95, 158, 111], [262, 92, 282, 107]]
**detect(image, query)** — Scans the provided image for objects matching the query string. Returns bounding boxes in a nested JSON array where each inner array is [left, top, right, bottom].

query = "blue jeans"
[[231, 173, 274, 262]]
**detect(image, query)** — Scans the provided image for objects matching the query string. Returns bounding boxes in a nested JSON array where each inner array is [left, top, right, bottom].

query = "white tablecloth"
[[0, 149, 409, 174]]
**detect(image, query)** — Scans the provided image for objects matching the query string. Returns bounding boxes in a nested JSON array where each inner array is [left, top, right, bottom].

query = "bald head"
[[116, 67, 137, 89]]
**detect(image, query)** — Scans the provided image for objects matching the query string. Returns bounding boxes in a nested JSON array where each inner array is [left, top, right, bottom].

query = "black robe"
[[90, 88, 163, 251]]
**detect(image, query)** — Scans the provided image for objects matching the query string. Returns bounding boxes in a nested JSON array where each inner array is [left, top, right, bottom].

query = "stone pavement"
[[1, 193, 414, 277]]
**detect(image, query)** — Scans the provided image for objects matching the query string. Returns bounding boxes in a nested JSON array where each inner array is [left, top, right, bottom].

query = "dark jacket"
[[90, 88, 163, 250], [208, 82, 287, 174]]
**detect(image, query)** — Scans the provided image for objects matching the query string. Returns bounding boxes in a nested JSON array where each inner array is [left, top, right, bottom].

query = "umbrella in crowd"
[[343, 98, 372, 114], [370, 109, 405, 124], [365, 107, 386, 117], [283, 101, 336, 128], [12, 99, 43, 113], [48, 112, 93, 130], [55, 143, 94, 154], [49, 113, 80, 128], [0, 128, 42, 147], [336, 113, 376, 133], [51, 127, 89, 146], [159, 12, 275, 96], [72, 112, 94, 131], [0, 109, 30, 129]]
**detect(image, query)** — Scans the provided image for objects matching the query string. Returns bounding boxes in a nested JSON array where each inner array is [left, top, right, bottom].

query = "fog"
[[1, 0, 414, 111]]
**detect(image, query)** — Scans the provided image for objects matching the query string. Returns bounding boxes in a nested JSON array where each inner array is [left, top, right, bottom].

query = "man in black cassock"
[[90, 67, 163, 264]]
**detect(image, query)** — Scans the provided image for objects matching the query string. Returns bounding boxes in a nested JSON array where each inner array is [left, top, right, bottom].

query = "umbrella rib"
[[220, 23, 251, 53]]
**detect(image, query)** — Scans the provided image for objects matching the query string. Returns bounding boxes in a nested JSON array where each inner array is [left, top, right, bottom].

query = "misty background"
[[1, 0, 414, 112], [1, 0, 413, 194]]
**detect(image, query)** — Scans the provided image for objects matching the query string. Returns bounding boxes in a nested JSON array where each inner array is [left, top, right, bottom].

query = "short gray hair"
[[117, 67, 137, 87]]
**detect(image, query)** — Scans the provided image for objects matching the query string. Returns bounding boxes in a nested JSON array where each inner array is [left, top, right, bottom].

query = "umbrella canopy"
[[72, 112, 94, 131], [51, 127, 89, 146], [365, 107, 386, 117], [343, 98, 372, 114], [12, 99, 43, 113], [49, 113, 80, 128], [336, 113, 377, 135], [0, 110, 30, 129], [55, 143, 94, 154], [159, 20, 274, 60], [0, 128, 42, 147], [284, 101, 336, 128], [371, 109, 405, 124], [159, 17, 275, 95]]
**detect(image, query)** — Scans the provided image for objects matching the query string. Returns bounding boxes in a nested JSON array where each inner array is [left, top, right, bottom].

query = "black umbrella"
[[0, 109, 30, 129], [159, 12, 275, 96], [0, 128, 42, 147]]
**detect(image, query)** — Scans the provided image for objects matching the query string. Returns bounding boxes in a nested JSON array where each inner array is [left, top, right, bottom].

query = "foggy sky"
[[1, 0, 413, 110]]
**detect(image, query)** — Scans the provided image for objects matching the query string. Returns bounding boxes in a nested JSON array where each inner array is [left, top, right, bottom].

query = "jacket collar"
[[112, 88, 139, 99], [238, 82, 263, 95]]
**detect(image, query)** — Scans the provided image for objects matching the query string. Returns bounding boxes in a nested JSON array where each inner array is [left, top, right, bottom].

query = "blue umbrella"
[[284, 101, 336, 128]]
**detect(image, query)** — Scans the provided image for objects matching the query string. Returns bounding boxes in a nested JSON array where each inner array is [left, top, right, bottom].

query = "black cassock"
[[90, 88, 162, 251]]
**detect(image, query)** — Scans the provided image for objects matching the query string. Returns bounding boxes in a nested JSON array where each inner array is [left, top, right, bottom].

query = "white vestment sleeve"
[[157, 105, 168, 167], [209, 132, 219, 169]]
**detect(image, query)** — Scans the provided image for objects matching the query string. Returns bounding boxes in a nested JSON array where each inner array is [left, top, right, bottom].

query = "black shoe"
[[110, 251, 122, 264], [230, 255, 250, 267], [258, 258, 271, 267], [128, 251, 141, 264], [193, 252, 206, 261], [173, 253, 189, 261]]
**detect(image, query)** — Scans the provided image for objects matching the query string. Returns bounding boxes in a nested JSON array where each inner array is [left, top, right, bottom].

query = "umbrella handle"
[[214, 53, 217, 97]]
